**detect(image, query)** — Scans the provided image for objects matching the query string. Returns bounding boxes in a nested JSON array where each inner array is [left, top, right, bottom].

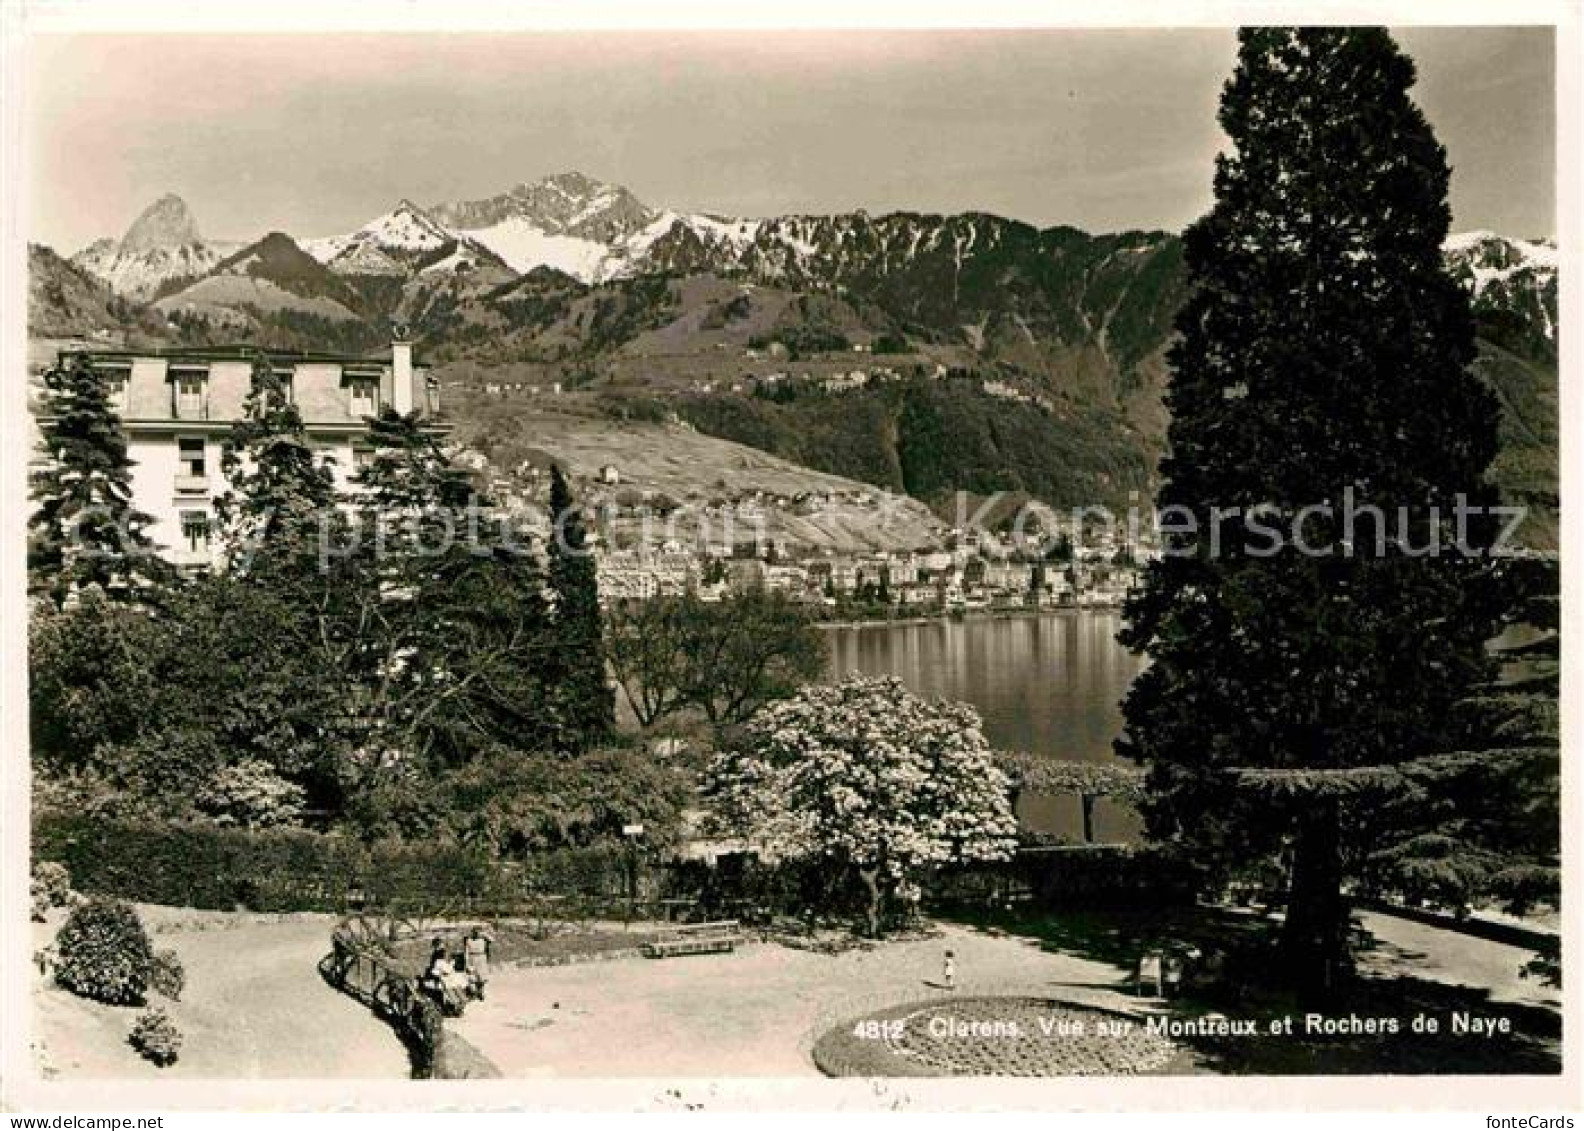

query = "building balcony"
[[174, 475, 209, 496]]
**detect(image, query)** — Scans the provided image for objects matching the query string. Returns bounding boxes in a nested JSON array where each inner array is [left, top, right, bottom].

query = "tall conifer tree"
[[350, 408, 556, 766], [1118, 28, 1504, 1003], [29, 353, 168, 606], [216, 352, 339, 576], [1359, 556, 1560, 984], [212, 352, 356, 806]]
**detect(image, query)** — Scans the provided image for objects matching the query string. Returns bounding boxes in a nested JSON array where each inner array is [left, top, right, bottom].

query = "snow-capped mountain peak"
[[121, 193, 204, 251], [1443, 230, 1558, 291], [372, 200, 454, 246], [65, 186, 1561, 341], [301, 199, 511, 279], [435, 172, 656, 241], [303, 200, 450, 264], [417, 173, 778, 283], [70, 193, 236, 301], [418, 172, 691, 280], [1443, 230, 1558, 342]]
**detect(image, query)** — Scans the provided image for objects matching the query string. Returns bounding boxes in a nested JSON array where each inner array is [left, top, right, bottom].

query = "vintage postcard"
[[1, 0, 1578, 1117]]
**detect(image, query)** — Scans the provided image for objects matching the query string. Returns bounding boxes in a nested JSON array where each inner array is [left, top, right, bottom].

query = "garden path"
[[1355, 910, 1560, 1012]]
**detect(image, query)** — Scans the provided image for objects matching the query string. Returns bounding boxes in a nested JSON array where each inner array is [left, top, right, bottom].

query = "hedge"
[[932, 845, 1203, 911], [663, 852, 846, 924], [518, 842, 638, 898], [662, 846, 1203, 923], [34, 812, 1202, 918], [32, 812, 636, 914]]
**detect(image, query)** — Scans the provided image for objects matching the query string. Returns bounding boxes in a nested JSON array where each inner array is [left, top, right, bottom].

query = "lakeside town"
[[592, 527, 1143, 613]]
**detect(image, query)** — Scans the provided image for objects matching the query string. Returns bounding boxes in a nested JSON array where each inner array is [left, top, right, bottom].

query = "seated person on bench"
[[425, 941, 472, 1002]]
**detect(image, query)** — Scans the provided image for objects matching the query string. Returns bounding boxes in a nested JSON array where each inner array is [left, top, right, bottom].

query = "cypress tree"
[[1117, 28, 1505, 1004], [547, 463, 613, 749], [29, 353, 169, 606]]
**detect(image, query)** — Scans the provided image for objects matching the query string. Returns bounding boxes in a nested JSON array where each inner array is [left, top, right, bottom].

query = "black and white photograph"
[[1, 0, 1577, 1118]]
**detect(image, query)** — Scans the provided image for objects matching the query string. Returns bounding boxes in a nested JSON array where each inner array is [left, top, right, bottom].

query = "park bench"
[[642, 919, 743, 959]]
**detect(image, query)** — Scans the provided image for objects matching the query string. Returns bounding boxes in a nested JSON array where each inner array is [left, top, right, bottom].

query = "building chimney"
[[391, 325, 414, 415]]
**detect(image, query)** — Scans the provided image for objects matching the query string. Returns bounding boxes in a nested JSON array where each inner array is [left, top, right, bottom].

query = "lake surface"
[[823, 611, 1148, 843]]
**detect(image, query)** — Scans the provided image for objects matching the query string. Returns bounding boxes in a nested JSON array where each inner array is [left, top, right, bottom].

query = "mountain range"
[[30, 173, 1559, 547]]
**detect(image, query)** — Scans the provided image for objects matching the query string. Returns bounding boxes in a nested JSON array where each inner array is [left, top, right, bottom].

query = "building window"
[[275, 370, 295, 405], [352, 446, 376, 474], [349, 378, 378, 417], [180, 511, 211, 558], [176, 437, 207, 491], [173, 370, 206, 418]]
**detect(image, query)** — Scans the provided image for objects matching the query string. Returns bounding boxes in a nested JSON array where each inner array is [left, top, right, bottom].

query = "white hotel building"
[[65, 337, 442, 569]]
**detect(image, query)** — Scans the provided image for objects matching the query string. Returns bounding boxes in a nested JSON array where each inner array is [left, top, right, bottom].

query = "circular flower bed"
[[812, 996, 1180, 1077]]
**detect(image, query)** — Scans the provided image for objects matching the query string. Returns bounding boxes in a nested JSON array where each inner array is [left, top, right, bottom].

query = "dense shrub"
[[194, 759, 306, 829], [36, 813, 361, 911], [31, 860, 73, 921], [32, 860, 73, 905], [519, 842, 633, 897], [747, 323, 851, 357], [128, 1008, 182, 1066], [150, 949, 185, 1001], [28, 594, 164, 778], [54, 899, 154, 1006], [664, 853, 839, 924]]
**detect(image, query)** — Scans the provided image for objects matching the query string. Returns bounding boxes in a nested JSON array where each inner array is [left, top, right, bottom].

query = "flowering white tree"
[[705, 675, 1018, 935]]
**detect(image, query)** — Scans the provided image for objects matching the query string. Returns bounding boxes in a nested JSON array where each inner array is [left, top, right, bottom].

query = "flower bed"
[[386, 924, 674, 973], [498, 926, 672, 966], [812, 996, 1180, 1077]]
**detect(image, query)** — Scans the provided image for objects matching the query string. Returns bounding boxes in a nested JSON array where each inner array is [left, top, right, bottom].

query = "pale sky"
[[25, 27, 1556, 254]]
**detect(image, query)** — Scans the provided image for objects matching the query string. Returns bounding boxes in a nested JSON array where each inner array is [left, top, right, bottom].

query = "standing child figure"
[[942, 949, 956, 991]]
